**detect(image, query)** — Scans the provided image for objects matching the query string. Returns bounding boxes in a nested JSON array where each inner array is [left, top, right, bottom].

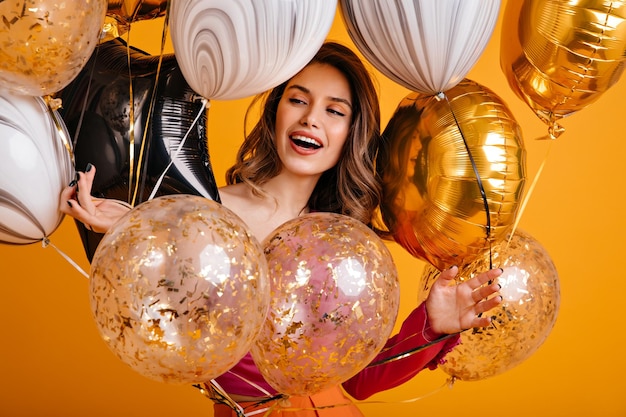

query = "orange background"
[[1, 3, 625, 416]]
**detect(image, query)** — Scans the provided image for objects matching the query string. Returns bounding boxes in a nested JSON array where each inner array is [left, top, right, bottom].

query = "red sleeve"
[[341, 303, 460, 400]]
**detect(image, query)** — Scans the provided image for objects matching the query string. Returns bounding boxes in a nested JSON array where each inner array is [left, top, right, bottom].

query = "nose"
[[300, 108, 319, 128]]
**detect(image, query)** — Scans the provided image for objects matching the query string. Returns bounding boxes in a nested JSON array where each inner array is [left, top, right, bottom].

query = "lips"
[[290, 133, 322, 150]]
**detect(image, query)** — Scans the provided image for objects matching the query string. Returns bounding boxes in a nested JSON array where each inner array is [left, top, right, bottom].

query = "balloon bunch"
[[342, 0, 561, 383]]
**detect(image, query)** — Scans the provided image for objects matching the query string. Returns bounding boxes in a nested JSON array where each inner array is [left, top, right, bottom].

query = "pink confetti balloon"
[[90, 195, 270, 384], [251, 213, 400, 396]]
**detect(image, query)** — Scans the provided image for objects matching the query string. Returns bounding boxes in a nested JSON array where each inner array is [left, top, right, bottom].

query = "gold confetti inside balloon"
[[500, 0, 626, 139], [250, 213, 400, 396], [90, 195, 270, 384], [0, 0, 108, 96], [422, 229, 560, 381], [377, 79, 526, 271]]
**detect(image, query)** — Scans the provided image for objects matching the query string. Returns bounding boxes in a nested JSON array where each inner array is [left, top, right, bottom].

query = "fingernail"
[[498, 283, 502, 290], [85, 163, 93, 172], [499, 268, 504, 273], [450, 265, 458, 270], [68, 179, 77, 187], [67, 201, 73, 208]]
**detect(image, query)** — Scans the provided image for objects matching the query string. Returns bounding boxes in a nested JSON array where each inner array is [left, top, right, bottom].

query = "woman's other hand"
[[59, 164, 131, 234]]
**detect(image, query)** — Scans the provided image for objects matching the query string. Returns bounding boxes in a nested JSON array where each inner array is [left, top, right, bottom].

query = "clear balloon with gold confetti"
[[89, 194, 270, 384]]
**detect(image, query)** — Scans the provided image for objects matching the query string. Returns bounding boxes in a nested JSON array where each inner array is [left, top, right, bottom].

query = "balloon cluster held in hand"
[[89, 195, 270, 384], [251, 213, 400, 396]]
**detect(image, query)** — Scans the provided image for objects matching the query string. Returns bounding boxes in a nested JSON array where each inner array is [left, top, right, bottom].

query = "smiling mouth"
[[291, 134, 322, 150]]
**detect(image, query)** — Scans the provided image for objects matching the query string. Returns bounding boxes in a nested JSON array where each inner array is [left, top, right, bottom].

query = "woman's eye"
[[289, 98, 306, 105], [327, 108, 346, 117]]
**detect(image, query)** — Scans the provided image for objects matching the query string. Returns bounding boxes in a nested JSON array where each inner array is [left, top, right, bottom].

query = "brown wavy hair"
[[225, 42, 382, 226]]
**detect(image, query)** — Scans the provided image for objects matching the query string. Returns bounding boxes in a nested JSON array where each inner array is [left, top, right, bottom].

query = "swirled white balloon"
[[339, 0, 501, 94], [0, 91, 74, 244], [170, 0, 337, 100]]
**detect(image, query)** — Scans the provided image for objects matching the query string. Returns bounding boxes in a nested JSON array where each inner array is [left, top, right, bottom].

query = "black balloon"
[[58, 38, 219, 261]]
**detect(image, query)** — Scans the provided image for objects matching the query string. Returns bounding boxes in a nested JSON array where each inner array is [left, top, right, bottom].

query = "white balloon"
[[0, 91, 74, 244], [339, 0, 501, 94], [169, 0, 337, 100]]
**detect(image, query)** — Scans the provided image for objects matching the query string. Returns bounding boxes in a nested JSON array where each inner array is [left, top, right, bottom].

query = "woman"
[[61, 42, 502, 416]]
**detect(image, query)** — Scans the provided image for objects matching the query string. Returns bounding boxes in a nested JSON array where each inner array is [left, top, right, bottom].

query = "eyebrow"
[[287, 84, 353, 109]]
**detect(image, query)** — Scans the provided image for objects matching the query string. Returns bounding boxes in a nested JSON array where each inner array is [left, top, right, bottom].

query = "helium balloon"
[[0, 90, 74, 245], [421, 229, 560, 381], [340, 0, 501, 95], [106, 0, 167, 26], [501, 0, 626, 139], [58, 38, 219, 261], [169, 0, 337, 100], [377, 79, 526, 271], [90, 194, 270, 384], [0, 0, 107, 96], [251, 213, 400, 396]]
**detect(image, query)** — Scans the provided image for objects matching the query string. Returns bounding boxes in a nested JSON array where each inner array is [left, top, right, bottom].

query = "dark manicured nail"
[[85, 163, 93, 172], [69, 179, 77, 187], [67, 201, 73, 208]]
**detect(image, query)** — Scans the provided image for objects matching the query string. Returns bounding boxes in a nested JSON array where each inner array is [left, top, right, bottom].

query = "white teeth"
[[291, 135, 321, 147]]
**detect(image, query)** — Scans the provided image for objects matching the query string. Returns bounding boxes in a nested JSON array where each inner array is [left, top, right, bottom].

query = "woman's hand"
[[59, 164, 131, 234], [425, 265, 503, 335]]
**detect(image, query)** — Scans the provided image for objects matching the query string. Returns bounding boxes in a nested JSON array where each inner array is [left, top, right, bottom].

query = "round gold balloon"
[[377, 79, 526, 271], [421, 229, 560, 381], [501, 0, 626, 139], [0, 0, 108, 96]]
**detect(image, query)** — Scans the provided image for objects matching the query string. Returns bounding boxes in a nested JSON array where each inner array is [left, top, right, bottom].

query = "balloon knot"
[[41, 237, 50, 248], [435, 92, 446, 101]]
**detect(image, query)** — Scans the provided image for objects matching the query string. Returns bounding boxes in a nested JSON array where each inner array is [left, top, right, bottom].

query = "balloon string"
[[41, 237, 89, 278], [130, 9, 172, 207], [437, 92, 493, 269], [44, 97, 76, 167], [194, 377, 451, 416], [69, 42, 101, 150], [147, 98, 209, 201], [366, 332, 458, 368], [124, 28, 137, 205], [507, 140, 553, 247]]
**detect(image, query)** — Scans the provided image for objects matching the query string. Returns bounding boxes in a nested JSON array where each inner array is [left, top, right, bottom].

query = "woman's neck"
[[218, 171, 320, 242]]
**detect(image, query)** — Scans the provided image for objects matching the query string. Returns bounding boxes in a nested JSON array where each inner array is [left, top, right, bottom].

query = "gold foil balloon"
[[250, 213, 400, 396], [169, 0, 337, 100], [340, 0, 501, 94], [0, 0, 108, 96], [106, 0, 167, 26], [90, 195, 270, 384], [377, 79, 526, 271], [501, 0, 626, 139], [422, 229, 560, 381]]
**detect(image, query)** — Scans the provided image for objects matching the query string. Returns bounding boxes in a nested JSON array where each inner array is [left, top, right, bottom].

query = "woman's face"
[[274, 63, 353, 179]]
